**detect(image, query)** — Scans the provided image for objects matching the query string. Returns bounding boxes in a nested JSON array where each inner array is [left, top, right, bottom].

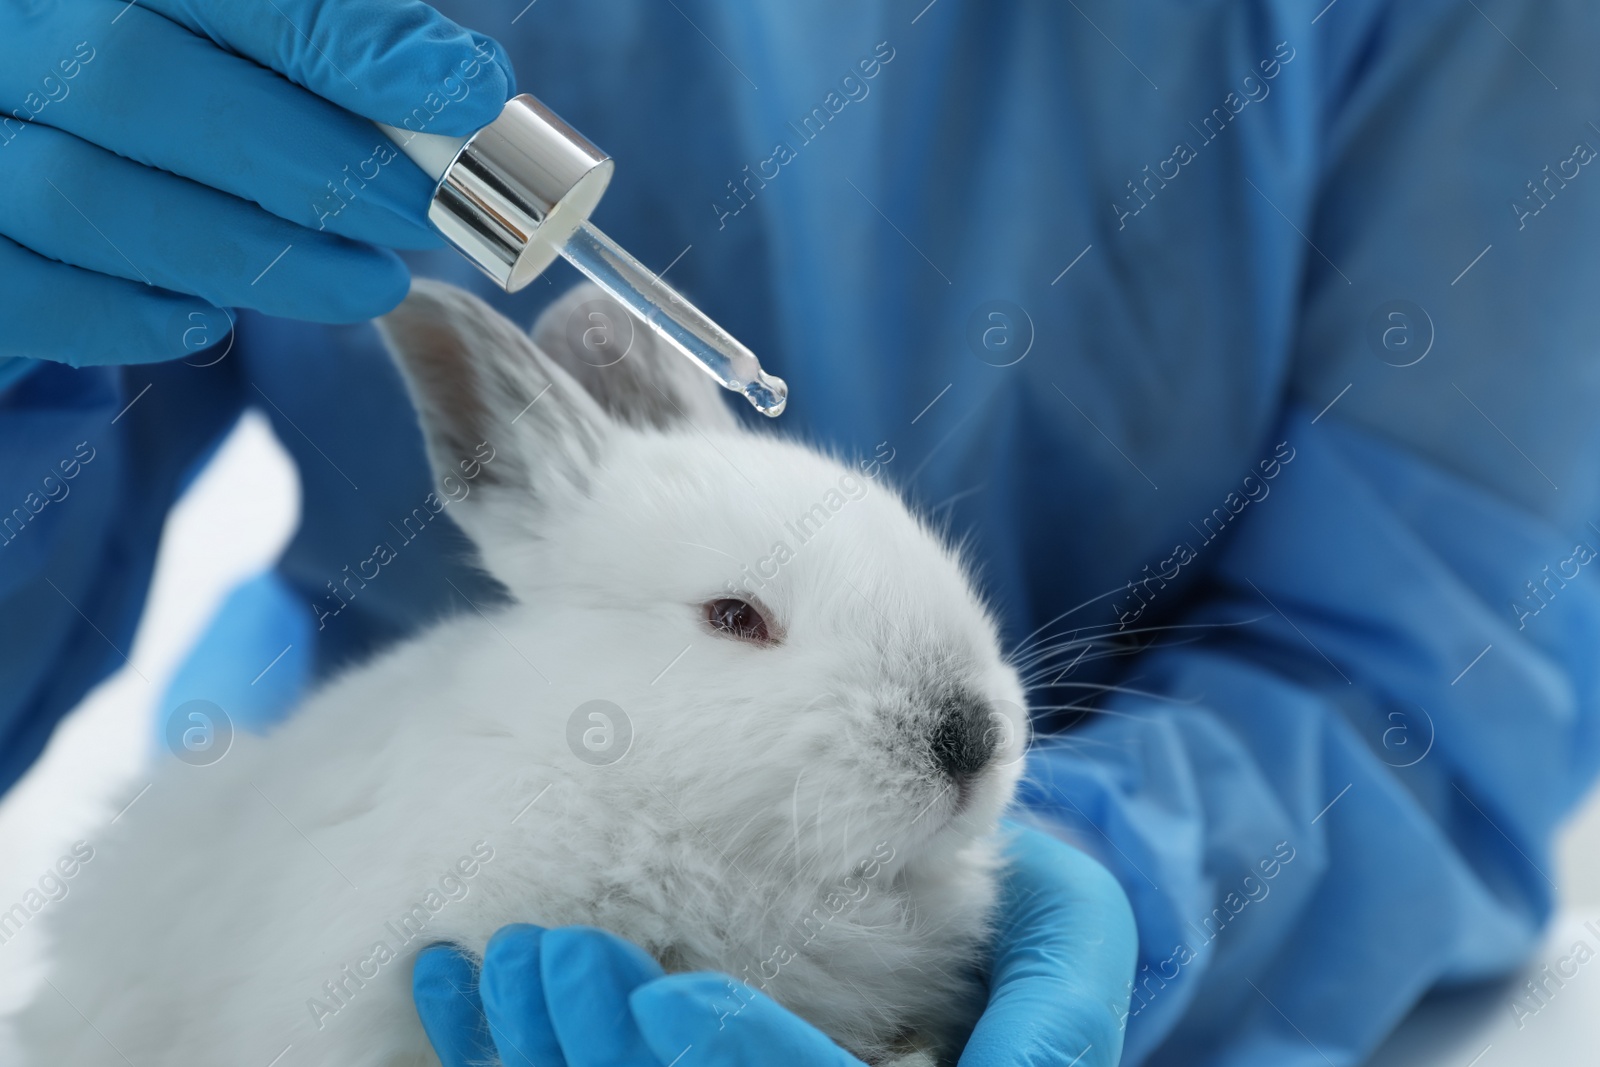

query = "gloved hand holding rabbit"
[[413, 824, 1134, 1067]]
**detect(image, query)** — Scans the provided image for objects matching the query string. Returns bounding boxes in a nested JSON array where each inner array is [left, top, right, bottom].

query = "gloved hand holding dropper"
[[0, 0, 511, 370]]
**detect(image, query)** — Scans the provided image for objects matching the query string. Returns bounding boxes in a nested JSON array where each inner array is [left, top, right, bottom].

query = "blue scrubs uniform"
[[4, 2, 1600, 1063]]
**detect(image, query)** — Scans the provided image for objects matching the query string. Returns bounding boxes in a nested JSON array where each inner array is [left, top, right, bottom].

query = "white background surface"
[[1, 412, 1597, 1062]]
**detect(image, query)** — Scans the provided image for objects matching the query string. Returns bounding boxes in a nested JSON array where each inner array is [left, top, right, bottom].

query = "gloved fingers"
[[413, 944, 499, 1067], [141, 0, 515, 136], [0, 3, 441, 251], [0, 122, 409, 325], [630, 973, 867, 1067], [539, 926, 665, 1067], [958, 825, 1137, 1067], [478, 924, 567, 1067], [0, 233, 233, 367]]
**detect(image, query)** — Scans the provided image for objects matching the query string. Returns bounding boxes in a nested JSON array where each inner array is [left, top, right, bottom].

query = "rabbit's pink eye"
[[705, 598, 772, 644]]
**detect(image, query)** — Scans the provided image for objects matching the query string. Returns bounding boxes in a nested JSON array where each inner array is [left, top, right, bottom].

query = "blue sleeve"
[[1018, 2, 1600, 1063], [0, 355, 245, 793], [1022, 413, 1600, 1064]]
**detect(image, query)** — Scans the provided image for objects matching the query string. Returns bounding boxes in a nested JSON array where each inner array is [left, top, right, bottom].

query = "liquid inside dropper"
[[553, 222, 787, 416]]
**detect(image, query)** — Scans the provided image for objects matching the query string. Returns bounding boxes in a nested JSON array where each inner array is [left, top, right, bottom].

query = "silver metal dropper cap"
[[426, 94, 614, 292]]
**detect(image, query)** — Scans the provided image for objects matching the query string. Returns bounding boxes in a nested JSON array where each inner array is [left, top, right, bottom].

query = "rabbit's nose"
[[929, 691, 997, 783]]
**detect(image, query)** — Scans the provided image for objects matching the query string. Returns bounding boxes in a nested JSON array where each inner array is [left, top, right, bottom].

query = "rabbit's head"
[[379, 281, 1026, 1025]]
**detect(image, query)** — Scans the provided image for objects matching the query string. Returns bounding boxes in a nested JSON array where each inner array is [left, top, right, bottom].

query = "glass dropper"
[[378, 97, 787, 417], [555, 220, 786, 415]]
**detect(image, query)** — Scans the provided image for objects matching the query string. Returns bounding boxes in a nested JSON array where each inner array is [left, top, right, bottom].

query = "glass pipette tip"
[[554, 221, 788, 417]]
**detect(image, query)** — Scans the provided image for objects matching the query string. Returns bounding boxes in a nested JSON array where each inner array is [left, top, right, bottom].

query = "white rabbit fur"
[[10, 281, 1027, 1066]]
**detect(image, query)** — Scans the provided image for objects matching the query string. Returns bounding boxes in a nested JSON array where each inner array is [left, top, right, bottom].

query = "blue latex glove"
[[0, 0, 513, 368], [413, 825, 1137, 1066]]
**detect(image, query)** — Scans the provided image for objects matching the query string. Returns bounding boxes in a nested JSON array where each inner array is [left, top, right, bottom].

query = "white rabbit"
[[9, 281, 1028, 1066]]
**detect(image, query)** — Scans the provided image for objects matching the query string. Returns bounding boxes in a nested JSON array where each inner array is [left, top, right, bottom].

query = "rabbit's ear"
[[529, 282, 740, 434], [377, 279, 613, 533]]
